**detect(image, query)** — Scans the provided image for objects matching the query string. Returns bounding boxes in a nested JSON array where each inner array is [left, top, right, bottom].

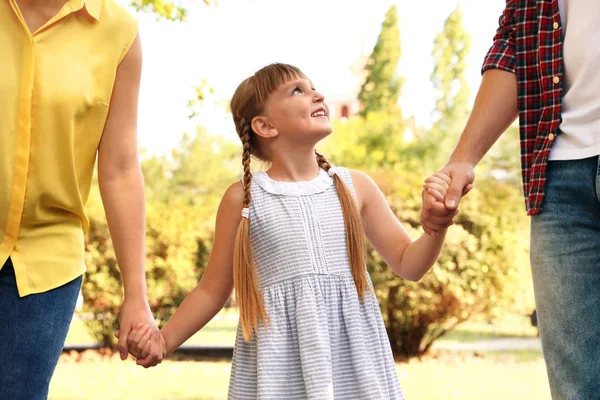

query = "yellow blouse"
[[0, 0, 138, 296]]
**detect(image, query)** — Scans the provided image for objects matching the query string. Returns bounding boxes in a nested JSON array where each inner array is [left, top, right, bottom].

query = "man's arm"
[[420, 0, 519, 234]]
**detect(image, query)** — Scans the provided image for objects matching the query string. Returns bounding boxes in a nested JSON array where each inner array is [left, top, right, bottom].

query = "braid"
[[240, 118, 252, 208], [234, 118, 268, 341], [315, 151, 369, 298], [315, 151, 332, 173]]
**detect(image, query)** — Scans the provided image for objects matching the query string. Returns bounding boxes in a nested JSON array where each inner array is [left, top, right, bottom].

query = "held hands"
[[113, 297, 164, 368], [423, 172, 451, 204], [115, 323, 167, 367], [420, 162, 475, 236]]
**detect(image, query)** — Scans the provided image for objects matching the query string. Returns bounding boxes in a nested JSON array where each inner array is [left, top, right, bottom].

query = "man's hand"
[[114, 297, 163, 367], [420, 162, 475, 236]]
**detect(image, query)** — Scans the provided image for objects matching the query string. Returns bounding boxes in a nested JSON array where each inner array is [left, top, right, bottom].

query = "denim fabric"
[[530, 156, 600, 400], [0, 258, 82, 400]]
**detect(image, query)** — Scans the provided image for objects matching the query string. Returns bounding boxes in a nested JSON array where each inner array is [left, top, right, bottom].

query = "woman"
[[0, 0, 162, 398]]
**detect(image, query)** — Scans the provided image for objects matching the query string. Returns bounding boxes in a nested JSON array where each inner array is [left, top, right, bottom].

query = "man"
[[420, 1, 600, 399]]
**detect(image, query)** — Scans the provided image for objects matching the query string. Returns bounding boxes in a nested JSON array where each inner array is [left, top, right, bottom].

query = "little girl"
[[127, 63, 452, 399]]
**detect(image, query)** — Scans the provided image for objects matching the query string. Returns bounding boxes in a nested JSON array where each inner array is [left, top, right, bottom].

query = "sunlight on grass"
[[66, 311, 536, 348], [49, 351, 550, 400], [437, 314, 538, 344], [66, 310, 238, 347]]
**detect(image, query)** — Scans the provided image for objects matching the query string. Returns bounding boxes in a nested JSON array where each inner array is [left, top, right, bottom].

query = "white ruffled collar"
[[252, 168, 334, 196]]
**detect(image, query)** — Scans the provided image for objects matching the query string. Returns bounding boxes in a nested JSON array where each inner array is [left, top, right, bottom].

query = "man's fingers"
[[443, 167, 475, 210], [422, 206, 459, 232], [445, 184, 464, 210], [463, 184, 474, 196], [426, 213, 456, 226], [423, 220, 453, 232], [428, 201, 454, 217]]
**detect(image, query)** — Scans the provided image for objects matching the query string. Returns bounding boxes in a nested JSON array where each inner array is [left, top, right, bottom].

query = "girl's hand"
[[423, 172, 452, 203], [116, 322, 164, 365], [139, 330, 167, 366]]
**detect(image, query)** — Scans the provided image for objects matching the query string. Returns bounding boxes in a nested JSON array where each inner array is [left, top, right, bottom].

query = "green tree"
[[425, 5, 472, 167], [321, 112, 409, 167], [358, 5, 403, 117], [431, 5, 471, 127]]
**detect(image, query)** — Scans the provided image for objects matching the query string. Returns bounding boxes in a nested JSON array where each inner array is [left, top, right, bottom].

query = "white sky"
[[128, 0, 506, 155]]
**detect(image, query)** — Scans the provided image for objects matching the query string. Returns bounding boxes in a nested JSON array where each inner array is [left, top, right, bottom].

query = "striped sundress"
[[228, 166, 405, 400]]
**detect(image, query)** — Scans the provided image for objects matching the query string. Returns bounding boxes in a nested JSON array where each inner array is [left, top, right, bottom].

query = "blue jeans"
[[0, 258, 82, 400], [530, 156, 600, 400]]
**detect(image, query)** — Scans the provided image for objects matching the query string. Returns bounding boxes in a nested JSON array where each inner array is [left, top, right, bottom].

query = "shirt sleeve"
[[482, 0, 516, 75]]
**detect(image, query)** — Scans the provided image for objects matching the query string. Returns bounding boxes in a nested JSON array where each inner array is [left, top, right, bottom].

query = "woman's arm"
[[96, 33, 162, 366], [351, 170, 447, 281], [158, 182, 243, 354]]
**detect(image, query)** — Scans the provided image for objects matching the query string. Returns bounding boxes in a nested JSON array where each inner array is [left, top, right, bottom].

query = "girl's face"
[[260, 77, 332, 142]]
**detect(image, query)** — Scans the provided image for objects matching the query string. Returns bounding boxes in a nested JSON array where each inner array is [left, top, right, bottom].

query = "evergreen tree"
[[430, 5, 471, 137], [358, 5, 403, 117]]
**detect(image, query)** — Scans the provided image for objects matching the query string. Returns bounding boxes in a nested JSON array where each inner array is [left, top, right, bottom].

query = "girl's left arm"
[[350, 170, 447, 281], [96, 33, 161, 366]]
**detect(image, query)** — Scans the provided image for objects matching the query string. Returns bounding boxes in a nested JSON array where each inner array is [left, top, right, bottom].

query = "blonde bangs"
[[253, 63, 306, 107]]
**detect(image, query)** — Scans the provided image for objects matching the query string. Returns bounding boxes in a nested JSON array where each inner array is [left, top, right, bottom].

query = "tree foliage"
[[81, 4, 533, 357], [431, 5, 471, 131], [424, 5, 473, 167], [321, 110, 529, 358], [81, 129, 239, 346], [358, 5, 403, 117]]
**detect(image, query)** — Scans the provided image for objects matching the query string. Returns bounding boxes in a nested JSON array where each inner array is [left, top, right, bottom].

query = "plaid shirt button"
[[548, 133, 555, 141], [553, 22, 559, 29], [553, 76, 560, 84]]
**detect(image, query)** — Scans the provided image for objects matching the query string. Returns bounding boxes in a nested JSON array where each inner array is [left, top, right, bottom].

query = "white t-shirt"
[[550, 0, 600, 160]]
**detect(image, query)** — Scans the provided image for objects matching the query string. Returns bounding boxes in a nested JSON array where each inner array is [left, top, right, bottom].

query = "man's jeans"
[[0, 258, 82, 400], [531, 156, 600, 400]]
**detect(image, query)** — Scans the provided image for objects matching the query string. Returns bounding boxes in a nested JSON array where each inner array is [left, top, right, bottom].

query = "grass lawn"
[[49, 351, 551, 400], [59, 312, 548, 399], [66, 310, 239, 347], [66, 311, 537, 348], [440, 313, 538, 343]]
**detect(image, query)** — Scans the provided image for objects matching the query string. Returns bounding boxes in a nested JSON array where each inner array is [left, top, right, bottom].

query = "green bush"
[[320, 113, 531, 358], [81, 199, 211, 347], [80, 129, 237, 347], [367, 167, 529, 357]]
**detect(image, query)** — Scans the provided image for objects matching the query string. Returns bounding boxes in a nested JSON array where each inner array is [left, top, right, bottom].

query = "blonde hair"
[[230, 63, 368, 341]]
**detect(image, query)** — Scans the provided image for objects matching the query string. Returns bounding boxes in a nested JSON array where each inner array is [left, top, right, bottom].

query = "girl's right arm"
[[153, 182, 244, 356]]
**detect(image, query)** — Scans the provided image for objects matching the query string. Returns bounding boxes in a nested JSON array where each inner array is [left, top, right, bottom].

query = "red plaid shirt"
[[482, 0, 563, 215]]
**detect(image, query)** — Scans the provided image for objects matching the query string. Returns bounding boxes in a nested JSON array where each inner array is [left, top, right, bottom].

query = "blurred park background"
[[50, 0, 552, 399]]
